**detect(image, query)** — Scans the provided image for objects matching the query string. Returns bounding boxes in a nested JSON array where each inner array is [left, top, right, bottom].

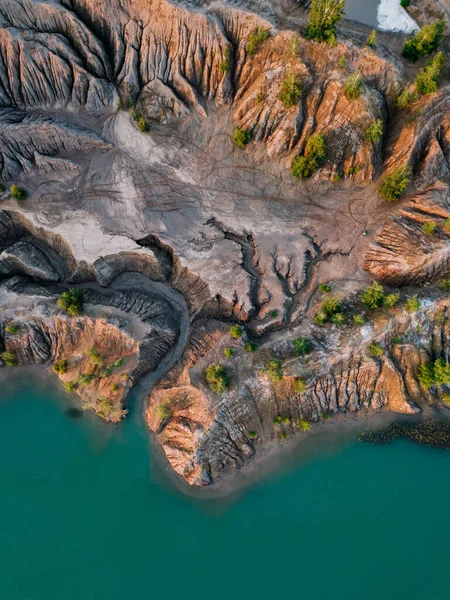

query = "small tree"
[[331, 312, 346, 326], [265, 359, 283, 382], [278, 74, 302, 107], [155, 403, 173, 421], [307, 0, 345, 45], [246, 26, 270, 55], [52, 359, 68, 375], [379, 165, 411, 201], [224, 347, 234, 358], [422, 221, 437, 235], [397, 88, 417, 108], [298, 418, 311, 431], [137, 117, 149, 132], [10, 185, 26, 200], [245, 342, 257, 352], [402, 21, 446, 62], [344, 73, 362, 100], [230, 324, 244, 339], [87, 347, 104, 366], [369, 344, 383, 358], [294, 378, 307, 393], [319, 284, 331, 293], [291, 133, 327, 179], [406, 295, 420, 312], [63, 381, 77, 392], [233, 128, 251, 148], [365, 120, 383, 144], [353, 314, 365, 326], [206, 363, 228, 393], [1, 350, 17, 366], [384, 293, 400, 308], [321, 296, 341, 315], [57, 288, 84, 316], [292, 337, 312, 356], [366, 30, 377, 48], [414, 52, 445, 96], [361, 281, 385, 310]]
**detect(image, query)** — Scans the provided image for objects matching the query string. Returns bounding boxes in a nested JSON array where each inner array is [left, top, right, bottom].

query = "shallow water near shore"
[[1, 379, 450, 600]]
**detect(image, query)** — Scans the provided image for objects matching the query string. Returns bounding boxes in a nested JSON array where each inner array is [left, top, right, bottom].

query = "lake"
[[1, 378, 449, 600], [345, 0, 418, 33]]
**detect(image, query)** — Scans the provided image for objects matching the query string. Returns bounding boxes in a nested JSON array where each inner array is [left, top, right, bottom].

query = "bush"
[[52, 359, 68, 375], [383, 293, 400, 308], [361, 281, 385, 309], [379, 165, 411, 201], [366, 30, 376, 48], [224, 347, 234, 358], [414, 52, 445, 96], [353, 314, 365, 326], [63, 381, 77, 392], [322, 297, 341, 315], [338, 55, 346, 69], [331, 312, 346, 326], [111, 383, 119, 392], [265, 359, 283, 382], [298, 418, 311, 431], [155, 403, 172, 421], [273, 416, 282, 424], [319, 284, 331, 293], [269, 309, 278, 317], [248, 431, 257, 440], [294, 378, 307, 393], [406, 295, 420, 312], [57, 288, 84, 316], [422, 221, 437, 235], [95, 397, 116, 419], [369, 343, 383, 358], [112, 358, 124, 369], [392, 336, 402, 345], [77, 373, 96, 385], [417, 358, 450, 388], [219, 59, 229, 73], [314, 311, 328, 326], [130, 109, 139, 121], [205, 363, 228, 393], [443, 218, 450, 233], [246, 26, 270, 55], [441, 279, 450, 292], [292, 337, 312, 356], [400, 0, 410, 6], [1, 350, 17, 366], [402, 21, 445, 62], [245, 342, 257, 352], [417, 364, 434, 388], [0, 183, 4, 192], [291, 133, 327, 179], [5, 324, 19, 334], [10, 184, 26, 200], [307, 0, 345, 44], [137, 117, 149, 132], [323, 411, 331, 420], [233, 127, 251, 148], [397, 88, 417, 108], [87, 347, 103, 366], [278, 74, 302, 107], [344, 73, 362, 100], [230, 324, 244, 339], [365, 120, 383, 144]]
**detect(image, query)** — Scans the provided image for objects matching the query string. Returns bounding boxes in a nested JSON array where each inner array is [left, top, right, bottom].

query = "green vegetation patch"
[[291, 133, 327, 179], [278, 74, 302, 107], [365, 120, 383, 144], [402, 21, 445, 62], [307, 0, 345, 45], [230, 324, 244, 339], [344, 73, 362, 100], [1, 350, 17, 366], [265, 359, 283, 382], [52, 359, 68, 375], [414, 52, 445, 96], [380, 165, 411, 201], [292, 337, 312, 356], [10, 184, 26, 200], [233, 127, 251, 148], [57, 288, 84, 316], [206, 363, 228, 393], [246, 26, 270, 55]]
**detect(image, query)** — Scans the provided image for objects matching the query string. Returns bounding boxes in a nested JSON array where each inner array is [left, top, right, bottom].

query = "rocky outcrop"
[[363, 185, 450, 286]]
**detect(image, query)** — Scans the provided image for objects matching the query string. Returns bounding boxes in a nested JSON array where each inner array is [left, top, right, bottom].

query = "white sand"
[[377, 0, 419, 33]]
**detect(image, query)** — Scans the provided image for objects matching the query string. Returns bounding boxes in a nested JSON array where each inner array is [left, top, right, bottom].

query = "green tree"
[[52, 359, 68, 375], [298, 418, 311, 431], [57, 288, 84, 316], [246, 26, 270, 55], [294, 378, 307, 393], [369, 343, 383, 358], [353, 314, 365, 326], [379, 165, 411, 201], [292, 337, 312, 356], [406, 295, 420, 312], [384, 293, 400, 308], [422, 221, 437, 235], [441, 279, 450, 292], [397, 88, 417, 108], [402, 21, 446, 62], [137, 117, 149, 132], [291, 133, 327, 179], [87, 347, 104, 366], [322, 296, 341, 315], [230, 324, 244, 339], [344, 73, 362, 100], [307, 0, 345, 45], [1, 350, 17, 366], [365, 120, 383, 144], [10, 184, 26, 200], [206, 363, 228, 393], [414, 52, 445, 95], [366, 30, 377, 48], [265, 359, 283, 382], [361, 281, 385, 309], [224, 347, 234, 358], [319, 284, 331, 292], [279, 74, 302, 107], [245, 342, 257, 352], [233, 128, 251, 148]]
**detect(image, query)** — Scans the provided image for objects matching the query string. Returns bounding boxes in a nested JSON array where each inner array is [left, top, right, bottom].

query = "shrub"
[[137, 117, 149, 132], [442, 393, 450, 406], [307, 0, 345, 44], [369, 343, 383, 358], [298, 418, 311, 431], [361, 281, 384, 309], [414, 52, 445, 95], [294, 378, 307, 393], [63, 381, 77, 392], [265, 359, 283, 382], [87, 347, 103, 366], [392, 335, 402, 345], [279, 431, 286, 439], [230, 324, 244, 339], [422, 221, 437, 235], [96, 397, 115, 419], [0, 183, 4, 192], [291, 133, 327, 179], [5, 324, 19, 334], [278, 74, 302, 107], [224, 347, 234, 358], [443, 218, 450, 233], [331, 312, 346, 326], [338, 55, 346, 69], [418, 363, 435, 388], [130, 109, 139, 121], [406, 295, 420, 312], [248, 431, 257, 440], [52, 359, 68, 375], [397, 88, 417, 108], [366, 30, 376, 48], [344, 73, 362, 100], [380, 165, 411, 201], [292, 337, 312, 356], [246, 26, 270, 55], [205, 363, 228, 393], [314, 311, 328, 326], [245, 342, 257, 352], [111, 383, 119, 392], [1, 350, 17, 366], [322, 296, 341, 315], [155, 403, 172, 421], [365, 120, 383, 144], [269, 309, 279, 317], [219, 59, 229, 73], [322, 411, 331, 420], [10, 184, 26, 200], [288, 36, 300, 57], [57, 288, 84, 316], [353, 314, 365, 326], [441, 279, 450, 292], [112, 358, 124, 369], [319, 284, 331, 293], [383, 293, 400, 308], [101, 366, 113, 378], [400, 0, 410, 6], [273, 416, 282, 424], [77, 373, 96, 385], [402, 21, 445, 62], [417, 359, 450, 388], [233, 127, 251, 148]]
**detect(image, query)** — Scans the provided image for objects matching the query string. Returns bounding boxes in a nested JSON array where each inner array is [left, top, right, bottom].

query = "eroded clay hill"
[[1, 0, 450, 487]]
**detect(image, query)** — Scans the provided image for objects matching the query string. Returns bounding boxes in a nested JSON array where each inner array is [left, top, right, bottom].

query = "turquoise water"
[[1, 380, 450, 600]]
